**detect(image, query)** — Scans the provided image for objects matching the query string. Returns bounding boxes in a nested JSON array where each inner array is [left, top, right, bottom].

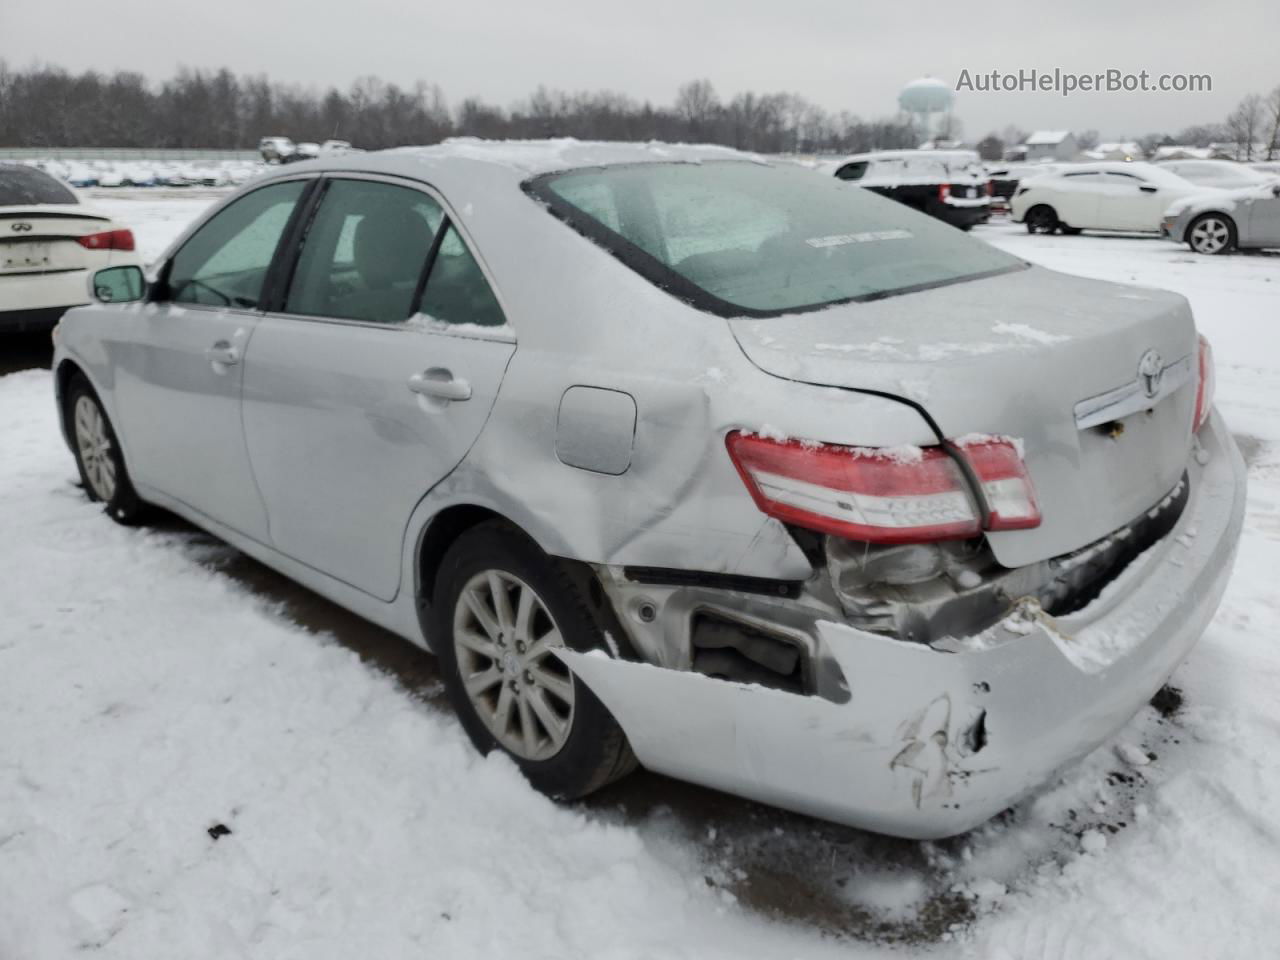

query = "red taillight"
[[953, 436, 1042, 531], [725, 432, 1040, 544], [986, 180, 994, 196], [938, 183, 951, 202], [76, 229, 135, 252], [1193, 334, 1215, 432]]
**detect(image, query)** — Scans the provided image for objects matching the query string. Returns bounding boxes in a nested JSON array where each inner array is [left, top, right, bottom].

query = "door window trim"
[[258, 171, 516, 342]]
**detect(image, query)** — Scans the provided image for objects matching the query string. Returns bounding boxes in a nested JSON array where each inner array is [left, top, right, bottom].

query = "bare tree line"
[[0, 64, 919, 154]]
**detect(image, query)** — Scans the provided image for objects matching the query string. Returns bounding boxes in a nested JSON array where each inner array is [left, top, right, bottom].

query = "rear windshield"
[[0, 164, 78, 206], [526, 161, 1022, 317]]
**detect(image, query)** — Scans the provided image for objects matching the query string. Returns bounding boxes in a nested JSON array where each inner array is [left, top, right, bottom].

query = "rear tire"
[[1187, 213, 1236, 255], [66, 374, 148, 525], [1025, 205, 1059, 234], [431, 521, 637, 799]]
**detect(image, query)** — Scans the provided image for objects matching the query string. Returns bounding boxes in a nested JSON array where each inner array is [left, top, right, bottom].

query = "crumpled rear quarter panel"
[[561, 413, 1244, 838]]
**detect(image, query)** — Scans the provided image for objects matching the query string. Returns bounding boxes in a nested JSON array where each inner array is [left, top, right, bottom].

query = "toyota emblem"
[[1137, 349, 1164, 398]]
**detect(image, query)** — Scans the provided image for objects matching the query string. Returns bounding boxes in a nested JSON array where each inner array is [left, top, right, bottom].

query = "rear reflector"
[[1193, 334, 1215, 432], [76, 229, 135, 252], [726, 432, 1040, 544]]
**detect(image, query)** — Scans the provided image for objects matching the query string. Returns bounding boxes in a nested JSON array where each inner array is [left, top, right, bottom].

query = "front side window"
[[528, 161, 1022, 317], [284, 179, 443, 324], [167, 179, 306, 308]]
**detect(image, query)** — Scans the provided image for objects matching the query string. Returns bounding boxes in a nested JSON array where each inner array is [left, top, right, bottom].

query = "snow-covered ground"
[[2, 197, 1279, 959]]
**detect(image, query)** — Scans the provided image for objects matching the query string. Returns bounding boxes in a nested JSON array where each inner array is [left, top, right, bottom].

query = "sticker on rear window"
[[805, 229, 913, 249]]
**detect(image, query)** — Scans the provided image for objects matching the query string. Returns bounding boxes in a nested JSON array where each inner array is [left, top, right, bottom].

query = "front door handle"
[[408, 368, 471, 402], [205, 341, 240, 365]]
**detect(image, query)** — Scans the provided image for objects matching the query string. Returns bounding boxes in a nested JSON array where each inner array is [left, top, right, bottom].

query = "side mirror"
[[1272, 184, 1280, 198], [1139, 185, 1158, 194], [92, 265, 146, 304]]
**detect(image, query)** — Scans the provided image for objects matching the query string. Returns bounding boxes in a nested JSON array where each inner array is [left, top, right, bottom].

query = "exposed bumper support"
[[563, 412, 1245, 838]]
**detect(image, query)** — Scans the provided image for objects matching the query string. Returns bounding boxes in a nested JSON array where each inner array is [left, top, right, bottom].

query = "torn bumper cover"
[[562, 412, 1245, 839]]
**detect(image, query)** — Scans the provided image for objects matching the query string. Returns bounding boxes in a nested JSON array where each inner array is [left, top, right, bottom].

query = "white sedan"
[[1011, 162, 1212, 235], [1, 163, 142, 333], [1156, 159, 1276, 190]]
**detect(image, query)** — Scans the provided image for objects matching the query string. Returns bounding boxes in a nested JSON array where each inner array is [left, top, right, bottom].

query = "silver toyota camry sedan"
[[51, 140, 1245, 839]]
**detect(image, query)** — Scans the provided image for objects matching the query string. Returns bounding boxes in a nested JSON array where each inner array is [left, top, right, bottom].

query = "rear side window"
[[0, 164, 77, 205], [167, 179, 306, 308], [417, 225, 507, 328], [281, 178, 506, 329], [835, 161, 869, 181], [529, 161, 1022, 317], [284, 179, 443, 324]]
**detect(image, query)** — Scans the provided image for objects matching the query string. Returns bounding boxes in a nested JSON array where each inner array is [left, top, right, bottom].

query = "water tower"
[[898, 77, 955, 144]]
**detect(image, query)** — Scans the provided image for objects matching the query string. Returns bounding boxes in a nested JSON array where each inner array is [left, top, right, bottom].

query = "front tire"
[[1025, 205, 1059, 234], [1187, 213, 1236, 255], [432, 521, 636, 799], [66, 374, 147, 524]]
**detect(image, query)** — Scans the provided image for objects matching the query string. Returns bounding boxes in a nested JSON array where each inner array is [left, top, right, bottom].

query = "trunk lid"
[[729, 265, 1197, 567], [0, 205, 112, 274]]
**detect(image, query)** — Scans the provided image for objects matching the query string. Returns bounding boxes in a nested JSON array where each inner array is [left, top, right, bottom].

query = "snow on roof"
[[259, 138, 773, 198], [1024, 131, 1071, 146]]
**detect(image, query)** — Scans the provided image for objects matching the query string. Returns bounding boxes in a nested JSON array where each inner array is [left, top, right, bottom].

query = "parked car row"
[[814, 149, 1279, 254], [258, 137, 357, 164], [1010, 159, 1280, 254], [22, 157, 267, 189]]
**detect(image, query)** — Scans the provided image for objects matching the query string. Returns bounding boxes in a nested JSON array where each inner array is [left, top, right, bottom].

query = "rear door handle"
[[408, 368, 471, 401], [205, 341, 240, 365]]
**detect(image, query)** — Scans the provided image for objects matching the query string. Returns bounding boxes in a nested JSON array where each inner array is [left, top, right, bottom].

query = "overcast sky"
[[2, 0, 1276, 140]]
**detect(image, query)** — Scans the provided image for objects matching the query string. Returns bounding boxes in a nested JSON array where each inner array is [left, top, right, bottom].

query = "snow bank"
[[0, 371, 866, 960]]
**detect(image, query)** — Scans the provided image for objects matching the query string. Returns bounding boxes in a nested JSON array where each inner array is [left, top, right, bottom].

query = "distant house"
[[1019, 130, 1079, 162]]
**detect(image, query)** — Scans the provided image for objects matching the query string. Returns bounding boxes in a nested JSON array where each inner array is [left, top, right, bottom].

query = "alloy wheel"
[[74, 395, 117, 502], [452, 569, 575, 762], [1190, 216, 1230, 254]]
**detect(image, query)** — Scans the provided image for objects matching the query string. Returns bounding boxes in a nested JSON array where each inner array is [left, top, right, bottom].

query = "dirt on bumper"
[[562, 411, 1246, 839]]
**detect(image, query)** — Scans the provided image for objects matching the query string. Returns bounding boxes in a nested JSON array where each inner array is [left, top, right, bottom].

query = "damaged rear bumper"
[[562, 412, 1245, 839]]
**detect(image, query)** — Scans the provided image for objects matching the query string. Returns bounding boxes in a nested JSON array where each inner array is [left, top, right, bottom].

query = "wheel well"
[[54, 360, 86, 446], [414, 504, 636, 661], [416, 505, 505, 605], [1190, 211, 1234, 226]]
